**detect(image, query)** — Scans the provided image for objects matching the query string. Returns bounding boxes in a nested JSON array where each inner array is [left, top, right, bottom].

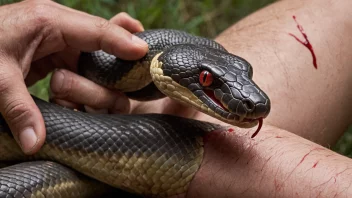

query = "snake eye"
[[199, 70, 213, 87]]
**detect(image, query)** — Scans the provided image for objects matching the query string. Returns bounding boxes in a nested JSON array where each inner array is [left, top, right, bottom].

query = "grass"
[[1, 0, 352, 155]]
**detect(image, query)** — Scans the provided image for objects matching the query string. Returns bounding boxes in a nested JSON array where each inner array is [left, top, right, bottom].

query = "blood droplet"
[[288, 15, 318, 69], [228, 128, 234, 133]]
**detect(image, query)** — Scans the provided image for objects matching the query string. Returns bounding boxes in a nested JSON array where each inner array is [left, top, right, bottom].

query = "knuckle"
[[0, 75, 11, 94], [26, 1, 53, 26], [95, 17, 111, 30], [116, 12, 129, 19], [0, 70, 18, 94], [4, 99, 31, 127]]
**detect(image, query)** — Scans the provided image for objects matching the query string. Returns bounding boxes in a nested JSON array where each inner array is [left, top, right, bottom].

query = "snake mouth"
[[203, 90, 258, 125], [204, 90, 227, 111], [204, 89, 263, 136]]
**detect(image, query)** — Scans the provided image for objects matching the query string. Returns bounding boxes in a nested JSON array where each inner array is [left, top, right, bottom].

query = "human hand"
[[0, 0, 148, 154], [50, 80, 227, 126]]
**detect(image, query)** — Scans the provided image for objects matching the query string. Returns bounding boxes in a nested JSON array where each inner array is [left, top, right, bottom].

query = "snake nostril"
[[243, 99, 255, 112]]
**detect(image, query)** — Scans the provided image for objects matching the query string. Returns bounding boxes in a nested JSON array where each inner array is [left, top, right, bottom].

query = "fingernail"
[[132, 35, 147, 47], [50, 70, 65, 97], [19, 128, 38, 153]]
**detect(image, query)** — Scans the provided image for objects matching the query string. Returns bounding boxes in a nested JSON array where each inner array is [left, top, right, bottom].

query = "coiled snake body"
[[0, 29, 270, 198]]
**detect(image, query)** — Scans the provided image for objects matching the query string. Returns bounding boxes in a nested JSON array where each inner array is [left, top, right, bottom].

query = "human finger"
[[31, 1, 148, 61], [110, 12, 145, 33], [50, 69, 130, 114], [0, 60, 45, 154]]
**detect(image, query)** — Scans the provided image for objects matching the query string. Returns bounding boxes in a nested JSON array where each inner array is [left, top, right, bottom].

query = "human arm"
[[186, 0, 352, 196], [0, 0, 148, 154], [215, 0, 352, 145], [185, 124, 352, 198]]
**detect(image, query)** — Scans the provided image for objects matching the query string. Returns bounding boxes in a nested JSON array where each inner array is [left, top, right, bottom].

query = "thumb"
[[0, 62, 45, 155]]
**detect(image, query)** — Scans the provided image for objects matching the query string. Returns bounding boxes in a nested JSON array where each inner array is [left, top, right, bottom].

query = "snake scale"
[[0, 29, 270, 198]]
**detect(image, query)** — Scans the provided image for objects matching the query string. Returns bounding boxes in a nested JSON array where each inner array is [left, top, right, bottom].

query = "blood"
[[227, 128, 234, 133], [203, 130, 219, 144], [298, 152, 311, 165], [313, 161, 319, 168], [251, 118, 263, 138], [297, 148, 324, 166], [288, 15, 318, 69]]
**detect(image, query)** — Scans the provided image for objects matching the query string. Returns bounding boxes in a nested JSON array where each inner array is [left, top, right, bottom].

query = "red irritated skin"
[[169, 125, 352, 198]]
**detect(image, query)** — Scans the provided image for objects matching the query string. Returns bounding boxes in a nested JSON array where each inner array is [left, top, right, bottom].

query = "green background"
[[1, 0, 351, 155]]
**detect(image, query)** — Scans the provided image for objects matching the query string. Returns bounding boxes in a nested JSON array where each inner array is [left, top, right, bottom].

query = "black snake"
[[0, 29, 270, 198]]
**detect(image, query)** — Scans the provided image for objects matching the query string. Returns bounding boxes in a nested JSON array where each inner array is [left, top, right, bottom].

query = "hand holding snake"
[[0, 0, 148, 154], [0, 1, 271, 197]]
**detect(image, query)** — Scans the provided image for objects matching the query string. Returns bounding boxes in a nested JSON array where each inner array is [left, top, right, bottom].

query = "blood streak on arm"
[[288, 15, 318, 69]]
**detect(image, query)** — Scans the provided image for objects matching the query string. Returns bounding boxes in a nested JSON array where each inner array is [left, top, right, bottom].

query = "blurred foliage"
[[1, 0, 351, 154], [56, 0, 275, 38], [333, 126, 352, 156]]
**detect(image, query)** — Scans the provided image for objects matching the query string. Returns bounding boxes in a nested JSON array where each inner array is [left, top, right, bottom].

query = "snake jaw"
[[151, 52, 262, 128], [204, 89, 261, 125], [204, 89, 228, 111], [212, 86, 265, 136]]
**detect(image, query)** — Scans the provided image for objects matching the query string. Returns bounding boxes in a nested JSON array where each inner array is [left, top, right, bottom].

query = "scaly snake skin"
[[0, 97, 218, 197], [0, 29, 270, 198], [0, 161, 108, 198]]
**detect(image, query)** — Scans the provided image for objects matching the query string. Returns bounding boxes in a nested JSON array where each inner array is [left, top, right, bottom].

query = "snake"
[[0, 29, 271, 198]]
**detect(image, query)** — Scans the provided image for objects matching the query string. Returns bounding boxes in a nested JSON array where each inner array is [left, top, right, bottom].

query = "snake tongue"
[[251, 118, 263, 138]]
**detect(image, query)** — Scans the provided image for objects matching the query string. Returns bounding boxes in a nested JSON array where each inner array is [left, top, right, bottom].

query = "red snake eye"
[[199, 70, 213, 87]]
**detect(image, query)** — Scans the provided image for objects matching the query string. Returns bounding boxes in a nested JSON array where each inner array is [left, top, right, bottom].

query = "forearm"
[[187, 125, 352, 198], [215, 0, 352, 145], [183, 1, 352, 197]]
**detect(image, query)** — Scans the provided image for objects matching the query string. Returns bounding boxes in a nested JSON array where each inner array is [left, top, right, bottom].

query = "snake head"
[[198, 57, 271, 125], [151, 44, 271, 127]]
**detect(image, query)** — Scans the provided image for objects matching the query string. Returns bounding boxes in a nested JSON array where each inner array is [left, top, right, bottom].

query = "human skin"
[[0, 0, 148, 154], [215, 0, 352, 146], [47, 0, 352, 197], [185, 125, 352, 198]]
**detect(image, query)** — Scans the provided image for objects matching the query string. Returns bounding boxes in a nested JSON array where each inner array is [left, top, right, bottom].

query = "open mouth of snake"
[[204, 89, 262, 137], [204, 90, 257, 123], [204, 90, 227, 110]]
